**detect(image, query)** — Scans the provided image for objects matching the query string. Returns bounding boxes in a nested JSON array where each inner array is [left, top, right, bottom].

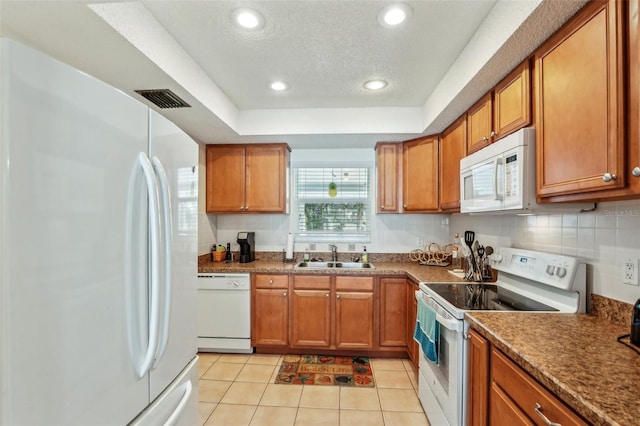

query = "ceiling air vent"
[[134, 89, 191, 109]]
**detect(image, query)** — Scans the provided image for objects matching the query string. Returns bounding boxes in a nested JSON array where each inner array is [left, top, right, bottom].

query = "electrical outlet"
[[624, 258, 639, 286], [348, 244, 356, 251], [417, 237, 424, 248]]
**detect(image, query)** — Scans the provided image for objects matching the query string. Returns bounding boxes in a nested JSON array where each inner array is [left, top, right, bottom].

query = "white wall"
[[450, 199, 640, 305]]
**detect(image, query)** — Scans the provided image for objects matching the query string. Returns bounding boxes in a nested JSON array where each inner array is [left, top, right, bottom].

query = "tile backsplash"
[[450, 199, 640, 305]]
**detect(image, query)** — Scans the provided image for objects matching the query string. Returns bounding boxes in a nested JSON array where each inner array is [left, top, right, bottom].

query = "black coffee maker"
[[237, 232, 255, 263]]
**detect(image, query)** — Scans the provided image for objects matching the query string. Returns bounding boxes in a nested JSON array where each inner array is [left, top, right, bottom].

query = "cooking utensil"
[[464, 231, 480, 280]]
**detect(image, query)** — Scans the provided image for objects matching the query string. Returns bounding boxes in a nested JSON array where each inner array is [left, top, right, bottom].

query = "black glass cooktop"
[[424, 283, 558, 312]]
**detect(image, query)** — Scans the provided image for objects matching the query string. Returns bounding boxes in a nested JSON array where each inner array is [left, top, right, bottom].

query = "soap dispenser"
[[361, 246, 368, 263], [631, 298, 640, 347]]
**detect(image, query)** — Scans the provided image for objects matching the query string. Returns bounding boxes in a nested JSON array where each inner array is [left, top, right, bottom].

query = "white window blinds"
[[294, 167, 371, 242]]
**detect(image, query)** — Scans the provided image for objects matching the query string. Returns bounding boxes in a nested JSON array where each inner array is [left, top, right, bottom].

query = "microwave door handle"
[[494, 157, 504, 201]]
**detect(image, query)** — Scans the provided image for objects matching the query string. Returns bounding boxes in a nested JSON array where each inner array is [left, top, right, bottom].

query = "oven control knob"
[[545, 265, 555, 276], [556, 267, 567, 278]]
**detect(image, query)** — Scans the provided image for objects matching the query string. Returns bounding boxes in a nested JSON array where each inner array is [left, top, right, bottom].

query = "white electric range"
[[415, 247, 586, 426]]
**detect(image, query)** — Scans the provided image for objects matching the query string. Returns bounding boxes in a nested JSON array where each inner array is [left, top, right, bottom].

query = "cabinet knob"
[[325, 293, 329, 297], [602, 173, 617, 182], [283, 292, 287, 297], [269, 279, 273, 284], [632, 167, 640, 177], [490, 130, 497, 138], [336, 294, 341, 299], [240, 206, 245, 210], [245, 206, 249, 210], [403, 204, 407, 208], [380, 206, 385, 210], [482, 136, 489, 142]]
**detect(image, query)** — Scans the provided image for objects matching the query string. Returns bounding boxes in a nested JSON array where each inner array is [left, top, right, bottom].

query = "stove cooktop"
[[424, 283, 558, 312]]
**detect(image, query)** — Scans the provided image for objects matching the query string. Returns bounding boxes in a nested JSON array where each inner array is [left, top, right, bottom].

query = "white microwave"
[[460, 128, 592, 214]]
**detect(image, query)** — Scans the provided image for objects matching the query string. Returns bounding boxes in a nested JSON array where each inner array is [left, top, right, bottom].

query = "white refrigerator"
[[0, 38, 199, 425]]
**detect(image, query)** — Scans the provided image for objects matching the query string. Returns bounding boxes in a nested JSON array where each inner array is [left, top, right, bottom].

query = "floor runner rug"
[[274, 355, 374, 387]]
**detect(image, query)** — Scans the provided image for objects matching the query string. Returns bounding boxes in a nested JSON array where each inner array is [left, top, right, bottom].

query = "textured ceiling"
[[0, 0, 589, 149]]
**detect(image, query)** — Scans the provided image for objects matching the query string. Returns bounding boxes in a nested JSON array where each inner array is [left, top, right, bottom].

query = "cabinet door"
[[245, 144, 289, 213], [335, 291, 374, 349], [493, 61, 531, 140], [291, 275, 331, 347], [630, 0, 640, 192], [206, 145, 245, 213], [439, 116, 467, 212], [468, 329, 490, 426], [406, 281, 418, 368], [379, 278, 407, 347], [467, 94, 493, 154], [253, 288, 289, 346], [376, 143, 402, 213], [535, 0, 625, 197], [402, 136, 439, 211]]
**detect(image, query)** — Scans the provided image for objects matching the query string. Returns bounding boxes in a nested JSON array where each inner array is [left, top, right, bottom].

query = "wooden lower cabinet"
[[468, 330, 587, 426], [467, 329, 490, 426], [291, 275, 374, 350], [406, 280, 419, 368], [252, 274, 289, 346], [335, 276, 374, 349], [490, 348, 587, 426], [379, 277, 407, 347], [291, 276, 332, 347]]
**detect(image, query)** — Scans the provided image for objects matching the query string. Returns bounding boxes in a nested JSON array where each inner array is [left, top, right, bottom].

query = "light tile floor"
[[198, 353, 430, 426]]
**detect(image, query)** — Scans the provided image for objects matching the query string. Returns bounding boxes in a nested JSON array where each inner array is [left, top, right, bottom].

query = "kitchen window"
[[293, 166, 371, 243]]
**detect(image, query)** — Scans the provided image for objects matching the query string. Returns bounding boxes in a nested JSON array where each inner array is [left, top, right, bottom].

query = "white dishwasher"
[[197, 273, 252, 353]]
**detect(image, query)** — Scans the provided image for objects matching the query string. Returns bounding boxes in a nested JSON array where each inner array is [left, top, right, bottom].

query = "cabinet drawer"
[[335, 276, 374, 291], [491, 348, 586, 426], [255, 274, 289, 289], [293, 275, 331, 290]]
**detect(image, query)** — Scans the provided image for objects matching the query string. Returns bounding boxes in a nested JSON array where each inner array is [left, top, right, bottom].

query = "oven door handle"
[[416, 291, 464, 333], [434, 313, 463, 333]]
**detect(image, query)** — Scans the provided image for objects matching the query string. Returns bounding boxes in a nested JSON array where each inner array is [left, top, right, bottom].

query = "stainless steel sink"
[[333, 262, 374, 269], [294, 261, 374, 269]]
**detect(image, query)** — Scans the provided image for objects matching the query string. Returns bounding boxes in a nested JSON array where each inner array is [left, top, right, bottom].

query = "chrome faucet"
[[329, 244, 338, 262]]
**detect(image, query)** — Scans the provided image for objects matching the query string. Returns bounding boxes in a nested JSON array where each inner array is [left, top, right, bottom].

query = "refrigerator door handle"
[[162, 380, 193, 426], [136, 152, 162, 379], [151, 156, 172, 367]]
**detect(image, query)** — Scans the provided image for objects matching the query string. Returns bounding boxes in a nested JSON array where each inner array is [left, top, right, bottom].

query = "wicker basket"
[[212, 250, 226, 262]]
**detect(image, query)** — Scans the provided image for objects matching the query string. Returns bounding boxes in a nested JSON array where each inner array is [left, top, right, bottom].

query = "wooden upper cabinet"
[[467, 93, 493, 154], [206, 143, 290, 213], [375, 143, 402, 213], [206, 145, 245, 213], [439, 116, 467, 212], [535, 0, 625, 198], [493, 61, 531, 139], [402, 136, 439, 212], [467, 61, 531, 155]]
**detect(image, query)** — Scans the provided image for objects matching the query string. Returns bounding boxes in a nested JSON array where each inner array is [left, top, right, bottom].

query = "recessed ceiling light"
[[378, 3, 412, 28], [231, 8, 265, 30], [363, 80, 388, 91], [270, 81, 289, 91]]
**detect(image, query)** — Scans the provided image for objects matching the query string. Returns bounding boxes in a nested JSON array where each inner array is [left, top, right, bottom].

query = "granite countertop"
[[198, 258, 466, 284], [466, 312, 640, 426]]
